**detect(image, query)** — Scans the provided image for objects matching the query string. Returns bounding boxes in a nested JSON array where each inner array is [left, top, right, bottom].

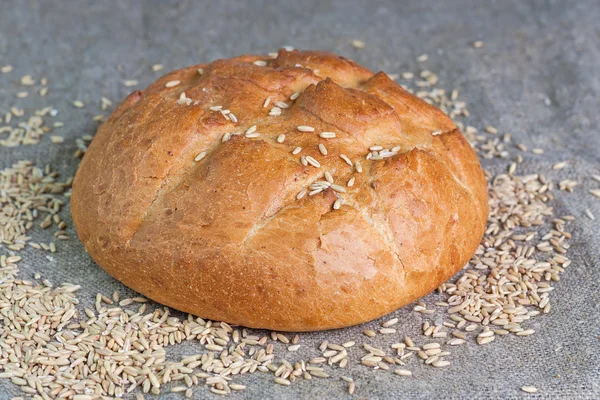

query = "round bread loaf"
[[71, 50, 488, 331]]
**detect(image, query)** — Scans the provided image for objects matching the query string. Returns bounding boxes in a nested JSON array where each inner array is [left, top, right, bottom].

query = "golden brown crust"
[[71, 50, 488, 331]]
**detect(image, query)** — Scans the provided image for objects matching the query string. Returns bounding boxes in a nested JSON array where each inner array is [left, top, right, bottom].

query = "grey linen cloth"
[[0, 0, 598, 398]]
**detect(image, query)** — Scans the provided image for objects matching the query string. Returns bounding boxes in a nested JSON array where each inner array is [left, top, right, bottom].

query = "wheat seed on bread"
[[71, 49, 488, 331]]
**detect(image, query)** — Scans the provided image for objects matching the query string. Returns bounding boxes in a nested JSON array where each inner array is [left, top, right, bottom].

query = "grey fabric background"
[[0, 0, 599, 398]]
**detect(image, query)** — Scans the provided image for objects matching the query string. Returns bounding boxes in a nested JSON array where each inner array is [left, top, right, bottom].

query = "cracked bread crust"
[[71, 50, 488, 331]]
